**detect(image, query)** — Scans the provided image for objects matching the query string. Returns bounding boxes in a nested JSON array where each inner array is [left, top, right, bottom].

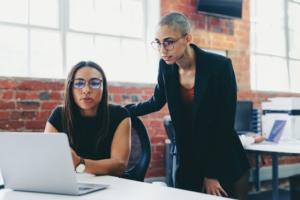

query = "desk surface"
[[245, 140, 300, 154], [0, 174, 232, 200]]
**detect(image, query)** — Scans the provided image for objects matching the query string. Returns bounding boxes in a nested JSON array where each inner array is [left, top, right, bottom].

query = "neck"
[[176, 45, 195, 71], [80, 108, 97, 117]]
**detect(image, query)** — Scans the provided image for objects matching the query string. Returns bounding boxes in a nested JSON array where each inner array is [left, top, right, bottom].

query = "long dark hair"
[[62, 61, 109, 149]]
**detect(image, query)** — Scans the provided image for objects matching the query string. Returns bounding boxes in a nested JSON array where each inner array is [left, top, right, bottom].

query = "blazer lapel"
[[168, 64, 181, 114], [192, 45, 210, 120]]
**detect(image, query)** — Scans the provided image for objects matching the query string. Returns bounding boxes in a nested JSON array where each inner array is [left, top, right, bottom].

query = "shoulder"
[[109, 104, 130, 120], [193, 44, 230, 66], [49, 105, 63, 119], [192, 45, 233, 77], [48, 105, 64, 131]]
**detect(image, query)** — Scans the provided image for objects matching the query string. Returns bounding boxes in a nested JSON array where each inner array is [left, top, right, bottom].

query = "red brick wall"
[[1, 0, 300, 178]]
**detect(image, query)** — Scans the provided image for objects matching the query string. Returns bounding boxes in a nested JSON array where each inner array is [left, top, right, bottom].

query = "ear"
[[186, 33, 192, 43]]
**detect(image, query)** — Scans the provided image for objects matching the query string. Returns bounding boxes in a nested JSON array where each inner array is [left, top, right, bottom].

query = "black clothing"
[[126, 44, 250, 193], [48, 104, 129, 160]]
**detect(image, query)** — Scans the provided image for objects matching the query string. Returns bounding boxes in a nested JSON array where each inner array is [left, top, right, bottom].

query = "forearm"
[[84, 158, 128, 176]]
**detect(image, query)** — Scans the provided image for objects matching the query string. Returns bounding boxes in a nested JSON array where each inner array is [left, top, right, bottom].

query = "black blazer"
[[127, 44, 250, 184]]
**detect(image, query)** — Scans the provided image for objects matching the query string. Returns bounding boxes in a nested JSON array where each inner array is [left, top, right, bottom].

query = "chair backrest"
[[163, 115, 177, 187], [122, 116, 151, 182]]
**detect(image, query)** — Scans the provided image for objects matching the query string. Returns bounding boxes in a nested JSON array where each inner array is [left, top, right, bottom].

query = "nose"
[[159, 45, 168, 54], [81, 83, 91, 94]]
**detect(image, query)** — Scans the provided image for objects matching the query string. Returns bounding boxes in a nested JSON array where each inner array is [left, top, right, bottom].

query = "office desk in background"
[[0, 174, 232, 200], [245, 140, 300, 200]]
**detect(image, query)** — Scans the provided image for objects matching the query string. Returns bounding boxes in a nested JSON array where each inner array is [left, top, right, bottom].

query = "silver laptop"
[[0, 132, 108, 195]]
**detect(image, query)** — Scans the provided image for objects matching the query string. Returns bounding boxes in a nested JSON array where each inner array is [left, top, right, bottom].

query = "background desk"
[[245, 141, 300, 200], [0, 174, 232, 200]]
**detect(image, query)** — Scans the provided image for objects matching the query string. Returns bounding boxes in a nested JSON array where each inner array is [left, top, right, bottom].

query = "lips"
[[81, 97, 93, 102], [162, 56, 172, 61]]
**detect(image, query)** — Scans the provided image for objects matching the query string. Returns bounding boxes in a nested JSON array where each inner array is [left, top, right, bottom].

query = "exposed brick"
[[49, 92, 63, 100], [126, 87, 142, 94], [108, 86, 126, 94], [37, 111, 52, 119], [25, 121, 46, 130], [11, 111, 37, 120], [153, 144, 165, 152], [0, 101, 15, 110], [16, 91, 39, 100], [41, 101, 60, 110], [150, 136, 166, 144], [0, 111, 11, 120], [0, 90, 14, 99], [18, 81, 64, 91], [0, 79, 18, 89], [16, 101, 40, 110], [0, 121, 24, 130], [152, 152, 164, 161], [112, 95, 122, 103]]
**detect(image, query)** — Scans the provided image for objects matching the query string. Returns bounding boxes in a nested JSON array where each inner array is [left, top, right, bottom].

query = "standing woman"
[[126, 12, 250, 199], [45, 61, 131, 176]]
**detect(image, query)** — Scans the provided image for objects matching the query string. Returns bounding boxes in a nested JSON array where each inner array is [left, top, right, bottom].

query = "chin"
[[164, 60, 175, 65]]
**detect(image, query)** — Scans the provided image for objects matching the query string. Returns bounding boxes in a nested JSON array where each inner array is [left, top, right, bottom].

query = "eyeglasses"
[[72, 78, 103, 90], [151, 34, 187, 51]]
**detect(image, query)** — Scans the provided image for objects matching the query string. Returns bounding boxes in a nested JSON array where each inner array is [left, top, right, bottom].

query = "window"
[[250, 0, 300, 93], [0, 0, 160, 83]]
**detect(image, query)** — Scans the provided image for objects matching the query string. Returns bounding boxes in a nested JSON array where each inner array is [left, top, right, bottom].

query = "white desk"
[[245, 140, 300, 200], [245, 140, 300, 154], [0, 174, 232, 200]]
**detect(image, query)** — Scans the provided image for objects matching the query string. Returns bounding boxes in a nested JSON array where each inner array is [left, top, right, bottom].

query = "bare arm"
[[78, 117, 131, 176], [44, 122, 59, 133]]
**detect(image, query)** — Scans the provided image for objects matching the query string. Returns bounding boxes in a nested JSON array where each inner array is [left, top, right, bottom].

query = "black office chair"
[[122, 115, 151, 182], [163, 115, 177, 187]]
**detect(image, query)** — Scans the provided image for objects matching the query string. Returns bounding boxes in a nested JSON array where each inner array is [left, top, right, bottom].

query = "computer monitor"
[[234, 101, 253, 134]]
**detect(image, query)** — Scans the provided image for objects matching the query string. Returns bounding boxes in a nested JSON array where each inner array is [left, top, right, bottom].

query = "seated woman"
[[44, 61, 131, 176]]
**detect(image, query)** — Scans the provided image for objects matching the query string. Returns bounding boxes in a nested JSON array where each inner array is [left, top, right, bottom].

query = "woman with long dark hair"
[[45, 61, 131, 176]]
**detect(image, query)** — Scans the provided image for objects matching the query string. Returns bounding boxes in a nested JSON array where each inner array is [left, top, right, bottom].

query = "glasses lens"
[[151, 41, 160, 50], [73, 79, 85, 89], [89, 78, 102, 89], [163, 40, 174, 50]]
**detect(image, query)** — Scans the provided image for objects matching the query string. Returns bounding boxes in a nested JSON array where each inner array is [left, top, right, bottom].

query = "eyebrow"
[[155, 37, 176, 42], [74, 77, 102, 80]]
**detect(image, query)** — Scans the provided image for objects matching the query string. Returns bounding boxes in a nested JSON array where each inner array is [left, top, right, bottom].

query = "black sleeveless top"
[[48, 104, 129, 160]]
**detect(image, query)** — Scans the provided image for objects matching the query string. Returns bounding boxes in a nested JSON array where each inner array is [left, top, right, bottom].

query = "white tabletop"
[[244, 140, 300, 154], [0, 174, 233, 200]]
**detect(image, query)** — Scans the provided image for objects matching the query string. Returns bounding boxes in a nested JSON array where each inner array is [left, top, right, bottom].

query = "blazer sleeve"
[[125, 63, 167, 116], [205, 58, 238, 179]]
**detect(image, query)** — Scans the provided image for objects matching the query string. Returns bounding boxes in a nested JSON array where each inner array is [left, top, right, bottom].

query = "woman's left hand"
[[203, 177, 228, 197]]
